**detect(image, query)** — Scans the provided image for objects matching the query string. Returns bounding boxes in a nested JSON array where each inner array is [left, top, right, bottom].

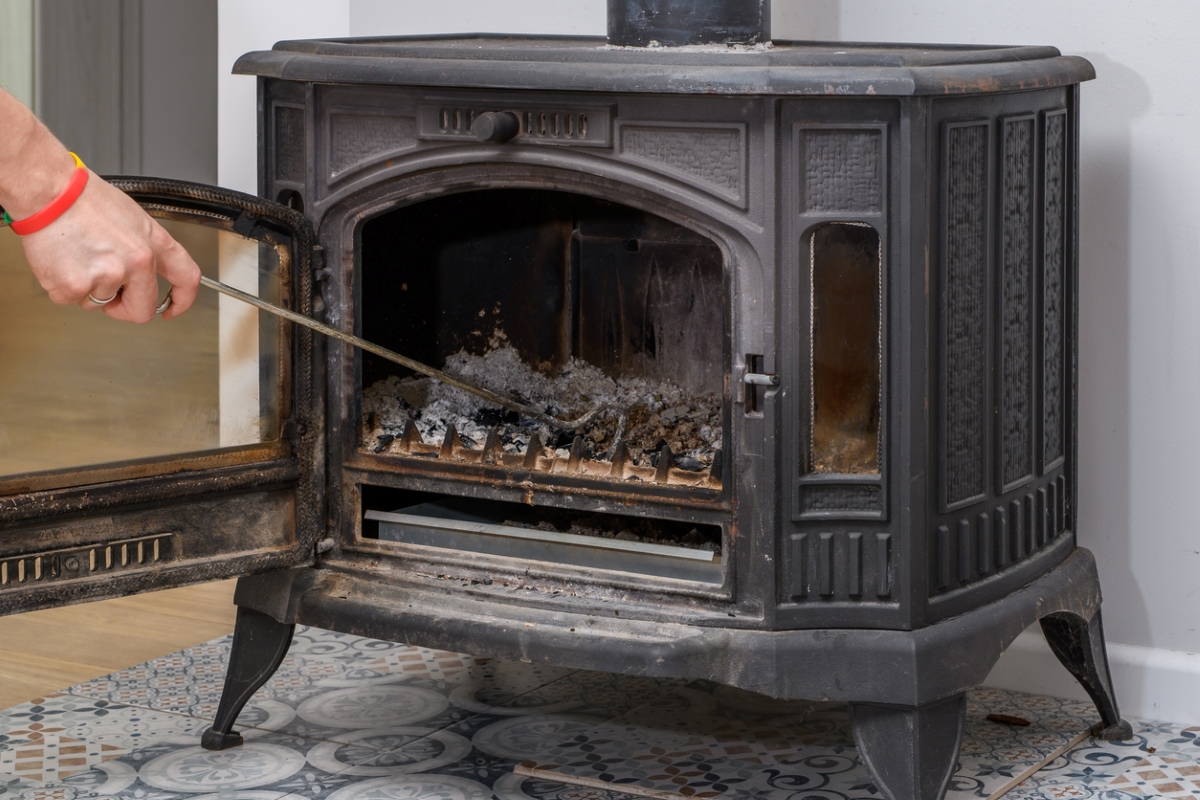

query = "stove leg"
[[200, 607, 295, 751], [1039, 609, 1133, 741], [851, 693, 966, 800]]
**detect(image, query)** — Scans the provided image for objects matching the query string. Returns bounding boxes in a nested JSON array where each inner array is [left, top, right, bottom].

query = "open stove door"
[[0, 178, 321, 616]]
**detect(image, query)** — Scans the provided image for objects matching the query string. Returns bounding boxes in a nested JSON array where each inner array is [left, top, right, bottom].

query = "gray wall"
[[37, 0, 216, 182]]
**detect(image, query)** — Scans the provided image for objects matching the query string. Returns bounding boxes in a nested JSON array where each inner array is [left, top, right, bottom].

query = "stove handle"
[[744, 372, 780, 387], [743, 357, 777, 415], [473, 111, 521, 144]]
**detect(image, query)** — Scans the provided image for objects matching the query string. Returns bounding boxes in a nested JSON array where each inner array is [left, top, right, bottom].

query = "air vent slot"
[[0, 532, 177, 587], [419, 103, 611, 147]]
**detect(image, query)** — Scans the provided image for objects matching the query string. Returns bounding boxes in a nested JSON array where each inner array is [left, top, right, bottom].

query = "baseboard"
[[983, 626, 1200, 726]]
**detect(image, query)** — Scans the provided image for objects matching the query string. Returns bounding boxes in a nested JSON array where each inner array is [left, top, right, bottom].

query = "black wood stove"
[[0, 3, 1131, 798]]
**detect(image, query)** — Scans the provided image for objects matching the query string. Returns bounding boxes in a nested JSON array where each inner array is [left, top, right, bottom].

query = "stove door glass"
[[809, 223, 882, 474], [0, 221, 281, 476], [0, 179, 317, 616]]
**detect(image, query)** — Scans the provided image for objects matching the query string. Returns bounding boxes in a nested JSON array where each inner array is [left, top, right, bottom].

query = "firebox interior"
[[357, 189, 726, 475]]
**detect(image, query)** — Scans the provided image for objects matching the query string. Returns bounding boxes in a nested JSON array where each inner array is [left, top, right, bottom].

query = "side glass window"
[[0, 217, 282, 478], [809, 222, 882, 475]]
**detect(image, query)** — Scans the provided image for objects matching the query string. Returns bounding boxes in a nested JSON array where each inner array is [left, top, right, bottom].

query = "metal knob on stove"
[[473, 111, 521, 143]]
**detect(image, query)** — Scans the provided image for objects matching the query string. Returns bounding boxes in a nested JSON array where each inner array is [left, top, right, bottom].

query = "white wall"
[[0, 0, 34, 108], [216, 0, 1200, 723], [217, 0, 350, 192], [348, 0, 605, 37]]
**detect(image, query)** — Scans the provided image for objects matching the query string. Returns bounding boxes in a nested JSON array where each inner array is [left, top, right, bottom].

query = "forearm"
[[0, 87, 76, 220], [2, 86, 201, 322]]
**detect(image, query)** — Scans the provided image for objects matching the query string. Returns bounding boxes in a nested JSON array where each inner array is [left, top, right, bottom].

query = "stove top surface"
[[235, 35, 1094, 96]]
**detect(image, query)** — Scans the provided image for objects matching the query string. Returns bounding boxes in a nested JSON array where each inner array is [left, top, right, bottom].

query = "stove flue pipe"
[[607, 0, 771, 47]]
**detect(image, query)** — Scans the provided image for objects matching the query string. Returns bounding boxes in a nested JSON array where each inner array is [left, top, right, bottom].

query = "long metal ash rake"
[[198, 275, 605, 432]]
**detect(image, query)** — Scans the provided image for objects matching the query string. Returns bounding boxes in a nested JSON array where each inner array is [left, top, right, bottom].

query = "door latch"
[[744, 356, 778, 414]]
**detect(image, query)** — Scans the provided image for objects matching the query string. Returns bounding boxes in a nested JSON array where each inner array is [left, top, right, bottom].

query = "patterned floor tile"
[[0, 700, 456, 800], [2, 626, 1189, 800], [69, 628, 508, 749]]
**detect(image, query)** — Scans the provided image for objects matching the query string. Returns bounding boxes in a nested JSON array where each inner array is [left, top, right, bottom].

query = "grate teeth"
[[523, 433, 542, 469], [380, 420, 719, 487], [482, 427, 504, 464], [568, 436, 584, 471], [609, 440, 628, 478], [655, 443, 674, 484], [400, 418, 422, 452], [440, 424, 461, 459], [709, 448, 723, 486]]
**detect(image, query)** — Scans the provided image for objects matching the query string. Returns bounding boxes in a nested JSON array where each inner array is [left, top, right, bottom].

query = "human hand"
[[0, 86, 201, 322], [18, 173, 201, 322]]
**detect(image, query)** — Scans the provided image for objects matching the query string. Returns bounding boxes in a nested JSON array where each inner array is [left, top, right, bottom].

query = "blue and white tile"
[[70, 629, 503, 748], [6, 626, 1198, 800]]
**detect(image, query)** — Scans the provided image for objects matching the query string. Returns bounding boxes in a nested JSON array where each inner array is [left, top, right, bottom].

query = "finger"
[[77, 285, 123, 311], [102, 257, 159, 323], [153, 228, 201, 320]]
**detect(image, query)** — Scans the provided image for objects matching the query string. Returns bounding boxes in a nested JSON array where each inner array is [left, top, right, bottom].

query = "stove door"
[[0, 179, 320, 616]]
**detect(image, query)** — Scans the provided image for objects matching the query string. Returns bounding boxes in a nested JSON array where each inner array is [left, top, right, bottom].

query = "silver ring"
[[87, 289, 120, 305], [156, 288, 173, 315]]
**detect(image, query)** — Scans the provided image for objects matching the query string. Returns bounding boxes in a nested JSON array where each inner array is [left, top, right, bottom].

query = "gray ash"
[[361, 338, 721, 468]]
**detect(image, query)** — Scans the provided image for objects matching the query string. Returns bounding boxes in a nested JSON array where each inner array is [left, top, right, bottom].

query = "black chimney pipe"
[[607, 0, 771, 47]]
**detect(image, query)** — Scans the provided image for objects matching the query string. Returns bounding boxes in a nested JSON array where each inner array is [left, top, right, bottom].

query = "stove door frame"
[[0, 179, 322, 617]]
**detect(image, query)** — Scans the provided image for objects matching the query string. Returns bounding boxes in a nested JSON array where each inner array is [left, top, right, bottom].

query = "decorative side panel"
[[1000, 116, 1036, 489], [274, 105, 305, 184], [788, 533, 809, 599], [941, 122, 989, 508], [328, 113, 418, 181], [1043, 110, 1068, 468], [799, 483, 882, 517], [786, 530, 892, 603], [931, 475, 1066, 595], [799, 129, 883, 213], [618, 123, 746, 207]]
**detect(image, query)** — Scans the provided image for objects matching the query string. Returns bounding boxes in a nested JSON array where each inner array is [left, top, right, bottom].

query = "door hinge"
[[312, 245, 331, 282]]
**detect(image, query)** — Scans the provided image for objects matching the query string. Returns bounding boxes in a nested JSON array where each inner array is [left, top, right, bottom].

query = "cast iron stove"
[[0, 4, 1131, 799]]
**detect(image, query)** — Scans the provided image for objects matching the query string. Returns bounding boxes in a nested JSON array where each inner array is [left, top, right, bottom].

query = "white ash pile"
[[361, 339, 721, 470]]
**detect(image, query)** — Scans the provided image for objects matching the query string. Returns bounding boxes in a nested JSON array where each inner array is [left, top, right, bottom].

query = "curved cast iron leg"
[[851, 693, 966, 800], [201, 607, 296, 751], [1040, 609, 1133, 741]]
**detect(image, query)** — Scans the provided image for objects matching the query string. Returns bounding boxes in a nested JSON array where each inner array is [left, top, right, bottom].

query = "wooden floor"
[[0, 580, 237, 709]]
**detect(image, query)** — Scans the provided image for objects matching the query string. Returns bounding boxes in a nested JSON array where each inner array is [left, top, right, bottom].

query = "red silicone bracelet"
[[9, 153, 89, 236]]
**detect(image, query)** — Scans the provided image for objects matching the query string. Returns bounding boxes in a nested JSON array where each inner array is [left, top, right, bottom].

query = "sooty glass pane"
[[810, 223, 881, 474], [0, 219, 282, 478]]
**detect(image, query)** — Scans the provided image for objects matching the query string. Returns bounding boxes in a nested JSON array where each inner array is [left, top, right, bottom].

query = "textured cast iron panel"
[[1000, 118, 1035, 490], [875, 533, 892, 598], [274, 105, 305, 184], [328, 113, 417, 180], [800, 129, 883, 213], [787, 530, 892, 602], [934, 477, 1067, 593], [1043, 110, 1068, 468], [618, 123, 746, 206], [942, 123, 989, 508], [799, 483, 883, 516], [789, 533, 810, 599]]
